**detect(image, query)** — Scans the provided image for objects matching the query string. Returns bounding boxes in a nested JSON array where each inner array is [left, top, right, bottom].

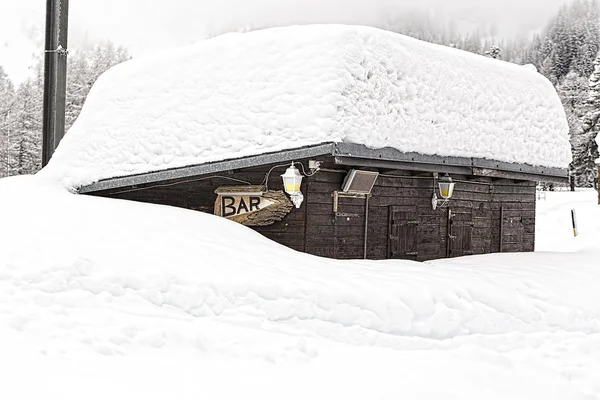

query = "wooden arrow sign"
[[214, 185, 293, 226]]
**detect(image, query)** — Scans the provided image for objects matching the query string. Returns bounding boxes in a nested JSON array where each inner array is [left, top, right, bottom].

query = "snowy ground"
[[1, 176, 600, 399]]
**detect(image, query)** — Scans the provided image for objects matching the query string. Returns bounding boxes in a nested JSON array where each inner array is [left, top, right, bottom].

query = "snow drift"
[[1, 176, 600, 399], [40, 25, 571, 189]]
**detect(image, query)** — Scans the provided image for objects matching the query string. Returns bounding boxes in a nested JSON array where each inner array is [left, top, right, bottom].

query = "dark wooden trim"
[[499, 205, 504, 252], [334, 143, 473, 166], [79, 143, 337, 193], [472, 167, 568, 184], [335, 143, 567, 179], [79, 142, 568, 194], [336, 157, 567, 183], [363, 195, 369, 259], [472, 158, 565, 177], [445, 208, 452, 258], [334, 156, 473, 175]]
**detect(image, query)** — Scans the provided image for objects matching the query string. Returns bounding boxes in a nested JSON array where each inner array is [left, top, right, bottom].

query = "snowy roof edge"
[[78, 143, 337, 193], [78, 143, 568, 194]]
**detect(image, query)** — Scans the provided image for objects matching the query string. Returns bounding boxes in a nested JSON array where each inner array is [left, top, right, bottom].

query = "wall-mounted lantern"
[[432, 173, 455, 210], [281, 162, 304, 208]]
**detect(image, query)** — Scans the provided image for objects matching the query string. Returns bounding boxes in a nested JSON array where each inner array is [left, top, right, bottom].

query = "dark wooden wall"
[[303, 169, 535, 260], [89, 157, 536, 261], [92, 162, 311, 253]]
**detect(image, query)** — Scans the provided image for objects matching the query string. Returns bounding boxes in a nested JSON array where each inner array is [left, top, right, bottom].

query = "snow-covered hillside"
[[41, 25, 570, 190], [1, 176, 599, 399]]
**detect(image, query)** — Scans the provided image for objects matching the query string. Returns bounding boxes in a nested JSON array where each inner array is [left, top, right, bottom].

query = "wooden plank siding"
[[87, 156, 537, 261]]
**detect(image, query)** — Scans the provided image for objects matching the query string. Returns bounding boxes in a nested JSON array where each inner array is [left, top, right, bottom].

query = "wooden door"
[[500, 207, 526, 252], [388, 206, 419, 259], [447, 208, 474, 257]]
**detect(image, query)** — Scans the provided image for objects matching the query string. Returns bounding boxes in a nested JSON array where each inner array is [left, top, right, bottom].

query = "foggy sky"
[[65, 0, 573, 55], [2, 0, 575, 75]]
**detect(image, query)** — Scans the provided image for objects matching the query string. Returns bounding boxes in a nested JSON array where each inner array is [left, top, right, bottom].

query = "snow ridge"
[[8, 252, 600, 343]]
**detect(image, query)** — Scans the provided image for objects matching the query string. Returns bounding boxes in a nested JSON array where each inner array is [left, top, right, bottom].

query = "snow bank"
[[1, 176, 600, 398], [39, 25, 571, 189], [535, 187, 600, 252]]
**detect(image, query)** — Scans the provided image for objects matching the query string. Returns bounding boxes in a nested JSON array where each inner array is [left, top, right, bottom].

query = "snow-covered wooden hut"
[[40, 25, 571, 260]]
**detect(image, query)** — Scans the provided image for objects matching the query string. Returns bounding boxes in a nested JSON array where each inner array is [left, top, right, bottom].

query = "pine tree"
[[540, 50, 559, 84], [65, 51, 93, 131], [10, 76, 43, 175], [570, 0, 600, 77], [558, 71, 589, 182], [485, 45, 502, 59], [530, 1, 600, 83], [573, 52, 600, 186], [462, 30, 483, 54], [520, 0, 600, 186], [523, 34, 543, 67], [0, 66, 16, 177]]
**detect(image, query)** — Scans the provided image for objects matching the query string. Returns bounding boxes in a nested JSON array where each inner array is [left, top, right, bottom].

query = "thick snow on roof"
[[41, 25, 571, 189]]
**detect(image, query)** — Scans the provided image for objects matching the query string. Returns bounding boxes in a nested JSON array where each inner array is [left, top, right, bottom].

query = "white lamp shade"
[[438, 174, 454, 199], [281, 163, 303, 195]]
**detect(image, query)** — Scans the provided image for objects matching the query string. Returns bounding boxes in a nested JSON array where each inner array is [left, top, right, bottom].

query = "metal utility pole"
[[42, 0, 69, 167]]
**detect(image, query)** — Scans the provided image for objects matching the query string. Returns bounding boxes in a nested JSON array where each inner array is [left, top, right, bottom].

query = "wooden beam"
[[472, 158, 566, 178], [335, 143, 567, 179], [472, 167, 568, 184], [379, 169, 412, 175], [79, 143, 336, 193], [80, 142, 569, 194], [334, 143, 473, 167], [334, 156, 473, 175]]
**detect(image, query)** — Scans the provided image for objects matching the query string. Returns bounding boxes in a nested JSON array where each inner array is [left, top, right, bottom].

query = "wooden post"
[[499, 205, 504, 252], [597, 165, 600, 205], [445, 208, 453, 258], [363, 195, 369, 260], [571, 209, 578, 237], [42, 0, 69, 167]]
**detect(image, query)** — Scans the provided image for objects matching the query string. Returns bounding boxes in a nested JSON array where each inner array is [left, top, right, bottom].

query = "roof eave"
[[333, 143, 568, 183], [78, 142, 568, 194], [78, 143, 337, 194]]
